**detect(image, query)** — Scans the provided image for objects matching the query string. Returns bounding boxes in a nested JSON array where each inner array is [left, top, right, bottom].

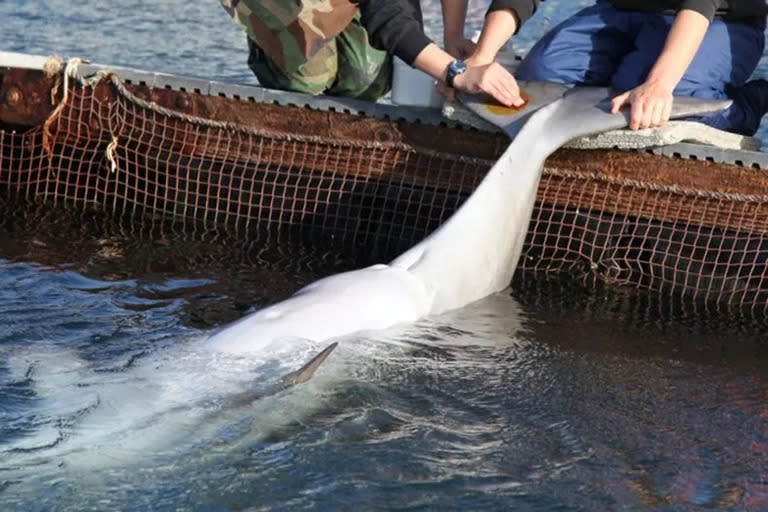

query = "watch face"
[[452, 60, 467, 74], [447, 60, 467, 88]]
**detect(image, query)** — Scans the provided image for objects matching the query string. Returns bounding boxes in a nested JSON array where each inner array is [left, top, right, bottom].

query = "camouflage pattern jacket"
[[220, 0, 358, 74]]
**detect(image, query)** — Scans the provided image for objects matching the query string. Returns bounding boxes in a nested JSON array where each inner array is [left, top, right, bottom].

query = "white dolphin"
[[206, 84, 731, 354]]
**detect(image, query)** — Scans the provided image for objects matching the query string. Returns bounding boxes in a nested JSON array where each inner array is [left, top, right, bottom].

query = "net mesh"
[[1, 66, 767, 311]]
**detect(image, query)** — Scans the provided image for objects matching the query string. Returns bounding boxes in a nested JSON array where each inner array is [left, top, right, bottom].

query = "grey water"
[[2, 1, 768, 511]]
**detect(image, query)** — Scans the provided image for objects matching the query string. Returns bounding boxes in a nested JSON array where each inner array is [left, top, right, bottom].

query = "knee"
[[247, 37, 336, 96], [515, 54, 571, 84]]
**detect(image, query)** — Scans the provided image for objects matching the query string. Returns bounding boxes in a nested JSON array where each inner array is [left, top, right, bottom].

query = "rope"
[[42, 57, 83, 161]]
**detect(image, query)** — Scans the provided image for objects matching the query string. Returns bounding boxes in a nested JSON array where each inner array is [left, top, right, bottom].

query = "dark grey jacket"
[[609, 0, 767, 26], [357, 0, 767, 65], [486, 0, 768, 27]]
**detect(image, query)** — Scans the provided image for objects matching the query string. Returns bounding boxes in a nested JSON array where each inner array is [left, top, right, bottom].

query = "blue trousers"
[[516, 2, 766, 135]]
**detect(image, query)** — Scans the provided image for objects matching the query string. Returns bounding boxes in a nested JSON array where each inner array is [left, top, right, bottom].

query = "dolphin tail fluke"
[[461, 83, 733, 145], [544, 87, 733, 148], [277, 342, 338, 389]]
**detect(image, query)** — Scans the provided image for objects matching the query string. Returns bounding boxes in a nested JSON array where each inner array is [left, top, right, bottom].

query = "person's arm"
[[439, 6, 525, 107], [442, 0, 475, 58], [357, 0, 431, 65], [411, 42, 526, 107], [450, 1, 537, 106], [357, 0, 531, 106], [471, 8, 519, 65], [610, 8, 711, 129]]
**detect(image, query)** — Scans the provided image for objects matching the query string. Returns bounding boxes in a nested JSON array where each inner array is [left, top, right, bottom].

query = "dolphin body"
[[206, 85, 731, 354]]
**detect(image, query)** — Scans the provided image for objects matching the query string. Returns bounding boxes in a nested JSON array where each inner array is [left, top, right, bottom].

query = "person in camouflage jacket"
[[220, 0, 391, 100], [219, 0, 532, 106]]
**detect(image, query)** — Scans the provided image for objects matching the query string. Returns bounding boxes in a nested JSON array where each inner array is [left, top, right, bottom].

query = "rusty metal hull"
[[1, 52, 767, 308]]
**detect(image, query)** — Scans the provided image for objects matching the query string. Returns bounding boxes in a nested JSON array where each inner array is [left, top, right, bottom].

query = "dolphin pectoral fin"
[[277, 342, 338, 389], [218, 343, 339, 411], [458, 81, 569, 138]]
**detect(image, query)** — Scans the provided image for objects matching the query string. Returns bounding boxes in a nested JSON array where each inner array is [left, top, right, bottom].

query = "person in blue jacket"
[[451, 0, 768, 135]]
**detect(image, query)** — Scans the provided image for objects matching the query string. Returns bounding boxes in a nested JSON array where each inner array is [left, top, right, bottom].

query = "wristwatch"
[[445, 59, 467, 89]]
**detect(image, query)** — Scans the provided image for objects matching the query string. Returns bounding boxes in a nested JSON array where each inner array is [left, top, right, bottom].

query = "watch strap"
[[445, 59, 467, 89]]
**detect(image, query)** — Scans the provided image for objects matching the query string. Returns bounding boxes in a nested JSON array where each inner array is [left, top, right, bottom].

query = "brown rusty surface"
[[127, 85, 510, 159], [118, 82, 768, 199], [546, 148, 768, 197], [3, 68, 767, 199], [116, 81, 768, 198], [0, 68, 60, 126]]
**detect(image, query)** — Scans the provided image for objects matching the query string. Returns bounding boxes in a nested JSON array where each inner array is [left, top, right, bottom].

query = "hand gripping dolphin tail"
[[206, 85, 731, 359]]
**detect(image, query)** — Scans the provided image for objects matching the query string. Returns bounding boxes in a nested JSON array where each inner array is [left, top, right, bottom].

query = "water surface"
[[1, 198, 767, 511]]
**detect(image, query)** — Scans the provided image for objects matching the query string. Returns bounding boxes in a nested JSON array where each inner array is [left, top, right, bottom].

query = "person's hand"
[[445, 37, 476, 60], [611, 80, 674, 130], [447, 57, 525, 108]]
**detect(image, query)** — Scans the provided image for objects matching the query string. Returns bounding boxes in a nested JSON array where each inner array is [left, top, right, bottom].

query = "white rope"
[[106, 135, 119, 173]]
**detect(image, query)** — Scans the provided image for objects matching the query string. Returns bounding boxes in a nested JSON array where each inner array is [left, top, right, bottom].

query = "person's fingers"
[[507, 77, 524, 106], [483, 66, 522, 107], [454, 64, 524, 107], [661, 99, 673, 127], [613, 89, 675, 129], [490, 77, 521, 106], [436, 80, 456, 102], [611, 92, 629, 114], [630, 97, 644, 130], [641, 95, 674, 128], [636, 97, 651, 129], [649, 99, 666, 128], [489, 81, 521, 107]]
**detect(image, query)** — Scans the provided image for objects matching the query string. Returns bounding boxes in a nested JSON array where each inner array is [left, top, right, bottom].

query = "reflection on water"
[[0, 197, 766, 511], [0, 196, 369, 330]]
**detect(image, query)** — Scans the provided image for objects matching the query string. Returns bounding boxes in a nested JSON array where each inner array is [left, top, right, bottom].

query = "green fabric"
[[221, 0, 357, 75], [247, 14, 392, 101]]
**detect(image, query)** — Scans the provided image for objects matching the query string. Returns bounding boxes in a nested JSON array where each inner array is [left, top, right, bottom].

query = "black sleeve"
[[355, 0, 433, 65], [611, 0, 719, 20], [679, 0, 720, 20], [487, 0, 540, 31]]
